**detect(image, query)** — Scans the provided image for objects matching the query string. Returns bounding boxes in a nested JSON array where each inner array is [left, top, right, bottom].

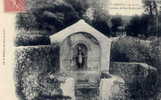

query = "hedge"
[[110, 37, 161, 100], [15, 45, 60, 100], [110, 36, 151, 64], [15, 34, 50, 46]]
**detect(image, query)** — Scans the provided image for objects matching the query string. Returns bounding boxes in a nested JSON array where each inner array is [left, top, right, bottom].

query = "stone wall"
[[110, 62, 158, 100], [61, 78, 75, 100], [99, 76, 126, 100]]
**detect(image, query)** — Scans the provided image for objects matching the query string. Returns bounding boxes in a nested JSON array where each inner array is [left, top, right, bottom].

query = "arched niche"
[[72, 43, 88, 70], [60, 32, 101, 73]]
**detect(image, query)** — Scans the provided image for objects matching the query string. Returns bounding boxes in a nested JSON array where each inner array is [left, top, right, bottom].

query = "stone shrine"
[[50, 20, 124, 100]]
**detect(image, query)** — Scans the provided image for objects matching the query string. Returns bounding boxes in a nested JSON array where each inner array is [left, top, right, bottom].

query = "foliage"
[[150, 38, 161, 70], [111, 36, 151, 63], [65, 0, 90, 17], [111, 37, 161, 99], [148, 38, 161, 100], [16, 13, 38, 31], [110, 62, 158, 100], [125, 0, 161, 37], [16, 0, 110, 36], [92, 11, 111, 36], [142, 0, 159, 16], [111, 17, 123, 35], [126, 15, 156, 37], [15, 45, 61, 100], [15, 34, 50, 46]]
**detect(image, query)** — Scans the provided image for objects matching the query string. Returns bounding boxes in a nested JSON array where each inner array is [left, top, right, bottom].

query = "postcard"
[[0, 0, 161, 100]]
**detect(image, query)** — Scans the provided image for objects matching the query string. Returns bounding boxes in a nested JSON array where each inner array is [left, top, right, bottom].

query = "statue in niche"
[[73, 43, 88, 70]]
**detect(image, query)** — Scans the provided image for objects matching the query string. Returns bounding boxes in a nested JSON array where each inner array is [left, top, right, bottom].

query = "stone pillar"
[[60, 77, 75, 100], [99, 75, 125, 100]]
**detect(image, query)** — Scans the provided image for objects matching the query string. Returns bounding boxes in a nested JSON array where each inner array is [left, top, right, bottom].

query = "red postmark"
[[4, 0, 26, 12]]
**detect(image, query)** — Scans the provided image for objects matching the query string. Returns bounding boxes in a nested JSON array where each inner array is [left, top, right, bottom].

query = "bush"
[[149, 38, 161, 100], [15, 45, 60, 100], [111, 36, 151, 64], [111, 36, 161, 71], [110, 62, 158, 100], [15, 34, 50, 46], [111, 37, 161, 100], [150, 38, 161, 70]]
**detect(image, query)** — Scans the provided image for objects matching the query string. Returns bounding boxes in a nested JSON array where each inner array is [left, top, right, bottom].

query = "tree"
[[17, 0, 85, 35], [126, 11, 161, 37], [16, 0, 110, 36], [65, 0, 90, 17], [90, 7, 111, 36], [110, 17, 123, 36], [142, 0, 161, 36], [142, 0, 158, 16], [16, 12, 38, 31]]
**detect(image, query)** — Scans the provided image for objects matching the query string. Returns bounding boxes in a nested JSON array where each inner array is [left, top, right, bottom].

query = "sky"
[[106, 0, 144, 16]]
